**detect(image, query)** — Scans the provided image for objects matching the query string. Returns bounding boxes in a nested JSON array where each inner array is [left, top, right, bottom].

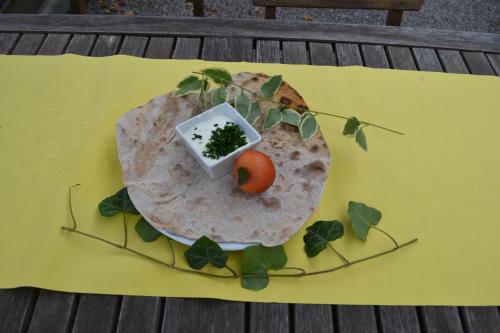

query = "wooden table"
[[0, 14, 499, 333]]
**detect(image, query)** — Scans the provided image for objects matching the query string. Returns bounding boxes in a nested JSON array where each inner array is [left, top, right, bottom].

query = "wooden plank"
[[117, 296, 162, 333], [486, 53, 500, 75], [37, 0, 71, 14], [202, 37, 253, 61], [162, 298, 245, 332], [256, 40, 280, 63], [462, 51, 495, 75], [2, 0, 44, 13], [172, 37, 201, 59], [282, 41, 308, 64], [412, 47, 443, 72], [386, 46, 417, 70], [27, 290, 77, 333], [386, 9, 403, 26], [294, 304, 333, 333], [361, 44, 389, 68], [309, 42, 336, 66], [336, 43, 363, 66], [419, 306, 464, 333], [437, 50, 468, 74], [145, 37, 174, 59], [37, 33, 70, 55], [119, 35, 149, 57], [1, 15, 499, 53], [336, 305, 377, 333], [253, 0, 422, 10], [11, 33, 45, 55], [0, 288, 38, 333], [65, 34, 96, 55], [92, 34, 121, 56], [73, 294, 119, 333], [0, 32, 19, 54], [461, 307, 500, 332], [377, 306, 420, 333], [249, 303, 288, 333]]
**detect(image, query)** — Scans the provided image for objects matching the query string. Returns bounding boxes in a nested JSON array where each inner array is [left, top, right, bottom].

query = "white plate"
[[150, 223, 258, 251]]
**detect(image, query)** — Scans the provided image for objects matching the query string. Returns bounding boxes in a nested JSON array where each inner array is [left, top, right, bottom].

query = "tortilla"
[[116, 72, 331, 246]]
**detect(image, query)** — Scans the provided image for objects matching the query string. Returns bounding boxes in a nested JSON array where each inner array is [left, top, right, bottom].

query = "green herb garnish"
[[202, 123, 247, 159]]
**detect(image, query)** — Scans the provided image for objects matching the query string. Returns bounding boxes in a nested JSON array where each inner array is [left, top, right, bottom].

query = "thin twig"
[[166, 237, 176, 266], [69, 184, 81, 231], [372, 226, 399, 248], [193, 71, 404, 136], [123, 213, 128, 248], [327, 243, 350, 264]]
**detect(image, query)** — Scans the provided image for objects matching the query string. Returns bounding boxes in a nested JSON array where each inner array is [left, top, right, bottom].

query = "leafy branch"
[[175, 68, 404, 150], [61, 185, 417, 290]]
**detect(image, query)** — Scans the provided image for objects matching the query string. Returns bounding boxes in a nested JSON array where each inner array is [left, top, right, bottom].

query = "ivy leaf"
[[200, 68, 232, 86], [201, 78, 210, 92], [260, 75, 282, 98], [347, 201, 381, 240], [262, 108, 283, 131], [98, 188, 139, 217], [299, 114, 318, 140], [356, 128, 368, 151], [237, 167, 250, 185], [241, 245, 287, 291], [184, 236, 228, 269], [303, 220, 344, 257], [174, 75, 202, 96], [211, 87, 228, 106], [282, 109, 301, 126], [343, 117, 360, 135], [135, 217, 161, 242], [246, 102, 262, 125], [235, 91, 250, 118]]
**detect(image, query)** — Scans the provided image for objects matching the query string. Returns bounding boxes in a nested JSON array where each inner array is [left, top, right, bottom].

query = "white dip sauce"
[[186, 114, 248, 165]]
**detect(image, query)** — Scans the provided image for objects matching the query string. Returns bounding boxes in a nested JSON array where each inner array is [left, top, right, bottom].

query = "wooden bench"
[[253, 0, 424, 26]]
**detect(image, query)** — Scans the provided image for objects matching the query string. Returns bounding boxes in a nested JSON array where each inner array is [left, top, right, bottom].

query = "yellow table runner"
[[0, 55, 499, 305]]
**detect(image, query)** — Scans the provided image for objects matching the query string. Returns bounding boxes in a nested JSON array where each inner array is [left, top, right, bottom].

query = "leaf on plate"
[[246, 102, 262, 125], [211, 87, 228, 106], [282, 109, 301, 126], [241, 244, 287, 291], [200, 68, 232, 86], [260, 75, 282, 98], [237, 167, 250, 186], [299, 114, 318, 141], [135, 217, 161, 242], [235, 90, 250, 118], [303, 220, 344, 257], [262, 108, 283, 131], [184, 236, 228, 269], [201, 78, 210, 92], [355, 128, 368, 151], [343, 117, 360, 135], [174, 75, 203, 96], [98, 188, 139, 217], [347, 201, 381, 240]]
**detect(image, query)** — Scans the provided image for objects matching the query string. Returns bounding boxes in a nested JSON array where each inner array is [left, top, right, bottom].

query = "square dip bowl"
[[175, 102, 262, 179]]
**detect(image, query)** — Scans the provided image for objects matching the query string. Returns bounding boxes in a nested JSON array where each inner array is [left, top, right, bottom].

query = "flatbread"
[[116, 72, 331, 246]]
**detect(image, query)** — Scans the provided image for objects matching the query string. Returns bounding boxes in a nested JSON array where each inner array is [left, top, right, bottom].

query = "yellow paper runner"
[[0, 55, 499, 305]]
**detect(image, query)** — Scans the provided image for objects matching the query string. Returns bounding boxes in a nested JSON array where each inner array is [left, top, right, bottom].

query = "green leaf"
[[200, 68, 232, 86], [237, 167, 250, 186], [135, 217, 161, 242], [175, 75, 203, 96], [343, 117, 360, 135], [347, 201, 381, 240], [282, 109, 301, 126], [211, 87, 228, 106], [184, 236, 228, 269], [201, 78, 210, 92], [241, 245, 287, 291], [303, 220, 344, 257], [260, 75, 282, 98], [98, 188, 139, 217], [235, 91, 250, 118], [246, 102, 262, 125], [356, 128, 368, 151], [262, 108, 283, 131], [299, 114, 318, 140]]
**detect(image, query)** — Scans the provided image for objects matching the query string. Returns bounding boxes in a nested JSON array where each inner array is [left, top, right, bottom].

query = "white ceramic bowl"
[[175, 102, 262, 179]]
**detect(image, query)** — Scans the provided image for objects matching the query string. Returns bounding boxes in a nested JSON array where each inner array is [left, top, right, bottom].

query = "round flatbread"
[[116, 72, 331, 246]]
